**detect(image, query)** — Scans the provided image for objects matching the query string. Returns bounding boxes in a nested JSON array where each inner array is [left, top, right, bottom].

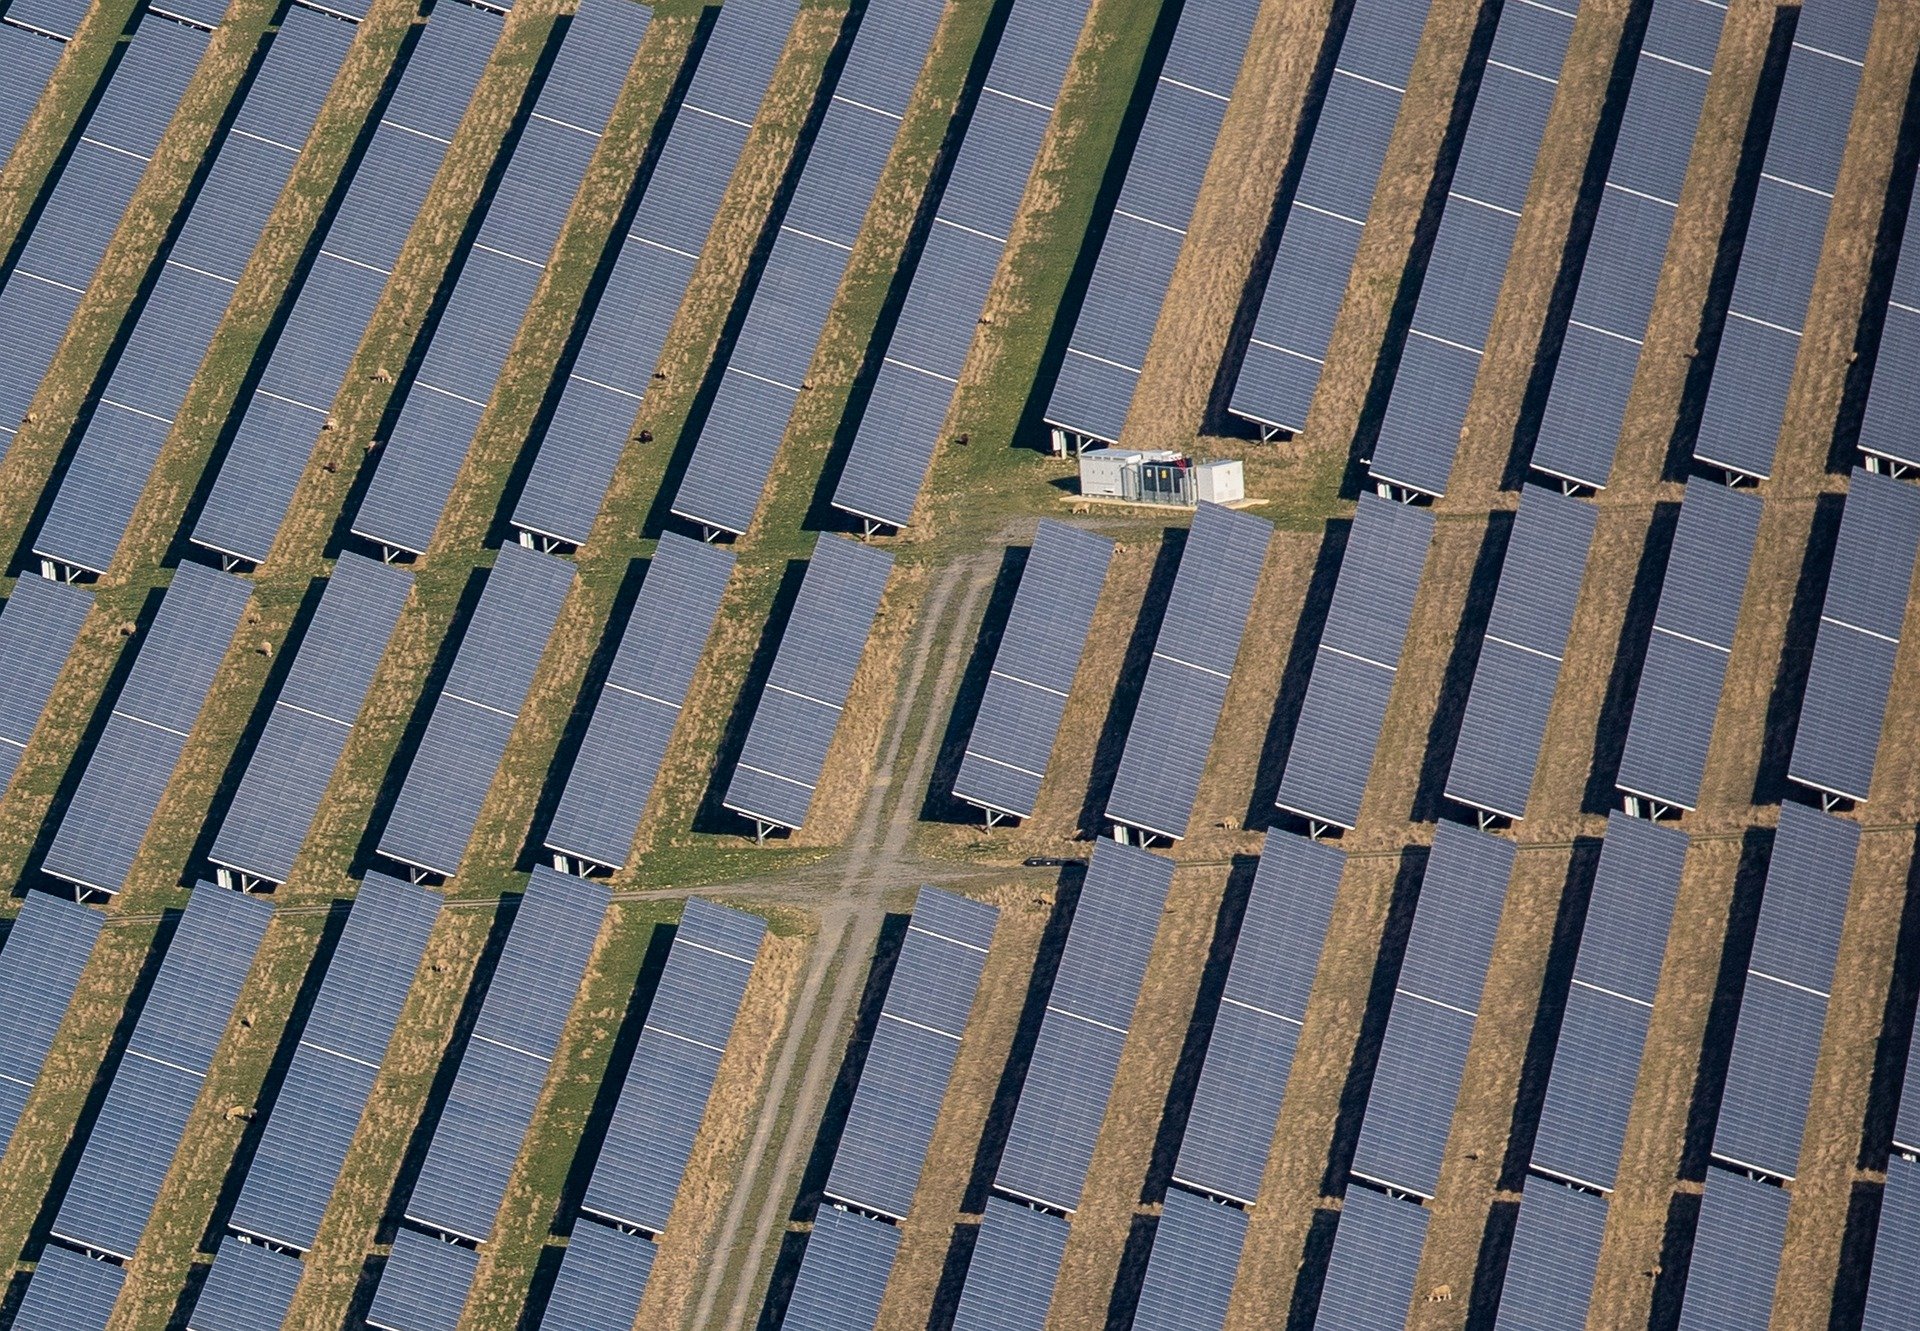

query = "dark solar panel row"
[[367, 1227, 481, 1331], [949, 1194, 1071, 1331], [1226, 0, 1433, 436], [1689, 0, 1879, 481], [1446, 484, 1598, 821], [351, 0, 651, 558], [668, 0, 948, 538], [1531, 0, 1733, 489], [0, 25, 68, 175], [5, 0, 92, 40], [1674, 1167, 1793, 1330], [1492, 1175, 1608, 1331], [1863, 1154, 1920, 1329], [377, 542, 574, 879], [778, 1203, 903, 1331], [1274, 492, 1434, 831], [544, 532, 734, 872], [1313, 1182, 1430, 1330], [189, 1, 506, 566], [186, 1236, 304, 1331], [992, 839, 1172, 1214], [954, 520, 1112, 821], [1105, 503, 1272, 842], [11, 1245, 124, 1331], [1615, 478, 1762, 814], [32, 4, 357, 577], [1129, 1186, 1248, 1331], [1366, 0, 1581, 499], [828, 0, 1093, 530], [0, 572, 92, 790], [511, 0, 804, 548], [1857, 174, 1920, 471], [41, 561, 251, 897], [1041, 0, 1263, 450], [537, 1217, 657, 1331], [210, 553, 411, 887], [0, 10, 211, 467], [723, 534, 893, 834], [1787, 467, 1920, 804], [0, 891, 102, 1151]]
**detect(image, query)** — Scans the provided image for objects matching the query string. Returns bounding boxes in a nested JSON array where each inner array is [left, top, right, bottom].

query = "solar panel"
[[189, 1, 505, 565], [723, 534, 893, 833], [1106, 503, 1272, 841], [1532, 0, 1731, 487], [995, 839, 1171, 1212], [1862, 1155, 1920, 1329], [10, 1244, 125, 1331], [1859, 174, 1920, 470], [0, 573, 91, 789], [949, 1195, 1070, 1331], [513, 0, 808, 546], [366, 1226, 482, 1331], [825, 888, 997, 1219], [580, 898, 764, 1234], [1615, 478, 1761, 812], [1275, 492, 1434, 830], [538, 1218, 657, 1331], [1690, 0, 1876, 480], [0, 891, 102, 1148], [0, 26, 63, 174], [1174, 829, 1343, 1205], [1446, 485, 1598, 820], [211, 553, 411, 885], [5, 0, 94, 39], [780, 1203, 902, 1331], [1313, 1184, 1429, 1329], [378, 543, 573, 878], [545, 533, 734, 870], [954, 520, 1113, 821], [1367, 0, 1579, 497], [1674, 1168, 1791, 1329], [185, 1236, 303, 1331], [1491, 1177, 1607, 1330], [1129, 1186, 1249, 1331], [41, 562, 251, 896]]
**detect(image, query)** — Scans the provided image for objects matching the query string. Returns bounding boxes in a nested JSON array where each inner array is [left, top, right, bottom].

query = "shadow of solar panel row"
[[1614, 477, 1761, 812], [1690, 0, 1878, 481], [1857, 174, 1920, 470], [0, 572, 91, 789], [724, 533, 893, 832], [377, 542, 573, 878], [186, 1236, 304, 1331], [0, 891, 102, 1149], [536, 1215, 657, 1331], [1274, 492, 1433, 831], [545, 532, 733, 871], [829, 0, 1091, 530], [189, 0, 503, 565], [778, 1202, 903, 1331], [367, 1226, 482, 1331], [1313, 1180, 1430, 1330], [1367, 0, 1580, 499], [949, 1193, 1071, 1331], [11, 1244, 125, 1331], [1788, 467, 1920, 804], [33, 886, 269, 1302], [351, 0, 651, 557], [1128, 1186, 1249, 1331], [33, 4, 356, 577], [1491, 1174, 1608, 1331], [511, 0, 804, 547], [823, 888, 997, 1220], [1710, 802, 1857, 1185], [1674, 1166, 1793, 1330], [1107, 503, 1272, 841], [668, 0, 947, 538], [1225, 0, 1429, 435], [0, 24, 67, 174], [1445, 484, 1597, 821], [1531, 0, 1731, 489], [954, 520, 1111, 821], [991, 839, 1171, 1214], [40, 561, 251, 896], [1862, 1153, 1920, 1329], [1041, 0, 1262, 448], [210, 552, 411, 886], [0, 10, 209, 466]]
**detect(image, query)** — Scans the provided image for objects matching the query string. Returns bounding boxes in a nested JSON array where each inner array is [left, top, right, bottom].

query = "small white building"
[[1079, 450, 1244, 508]]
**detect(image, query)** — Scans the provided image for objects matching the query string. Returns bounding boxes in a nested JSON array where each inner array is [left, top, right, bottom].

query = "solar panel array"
[[1674, 1168, 1793, 1330], [0, 10, 211, 465], [778, 1202, 903, 1331], [187, 1236, 304, 1331], [668, 0, 947, 538], [40, 561, 251, 896], [1491, 1175, 1609, 1331], [0, 573, 92, 790], [32, 4, 356, 577], [1614, 478, 1761, 813], [189, 1, 505, 566], [827, 0, 1092, 529], [1857, 167, 1920, 471], [510, 0, 805, 547], [544, 532, 734, 872], [1312, 1181, 1430, 1329], [1274, 492, 1434, 831], [949, 1194, 1072, 1331], [209, 553, 411, 887], [1861, 1033, 1920, 1326], [1445, 484, 1597, 821], [536, 1216, 657, 1331], [1787, 467, 1920, 804], [1530, 0, 1732, 489], [1040, 0, 1263, 449], [377, 542, 574, 879], [954, 520, 1112, 822], [370, 867, 608, 1328], [1105, 503, 1271, 841], [0, 24, 70, 177], [1129, 1187, 1249, 1331], [1689, 0, 1878, 481], [6, 0, 94, 39], [1366, 0, 1581, 499], [12, 1244, 125, 1331], [0, 891, 103, 1151], [723, 534, 893, 834], [1224, 0, 1432, 435]]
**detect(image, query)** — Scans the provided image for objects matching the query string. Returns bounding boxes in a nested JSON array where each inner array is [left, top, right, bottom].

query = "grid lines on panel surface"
[[1674, 1167, 1793, 1330], [536, 1216, 657, 1331], [949, 1193, 1071, 1331], [1491, 1175, 1608, 1331], [186, 1235, 303, 1331], [1128, 1186, 1248, 1331], [1313, 1181, 1430, 1330], [12, 1244, 124, 1331], [778, 1203, 902, 1331], [0, 892, 103, 1152], [0, 25, 64, 182], [0, 573, 92, 790], [366, 1226, 481, 1331], [668, 0, 948, 538], [1858, 153, 1920, 470]]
